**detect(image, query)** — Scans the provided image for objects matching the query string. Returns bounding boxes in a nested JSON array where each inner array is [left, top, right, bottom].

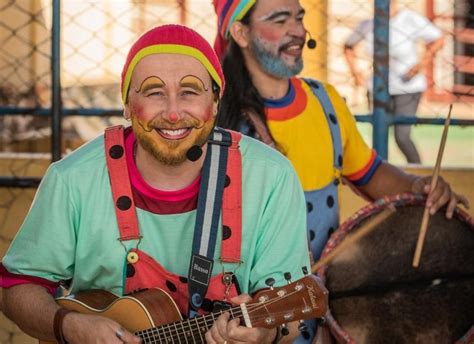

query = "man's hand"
[[63, 312, 141, 343], [411, 176, 469, 218], [205, 294, 277, 344]]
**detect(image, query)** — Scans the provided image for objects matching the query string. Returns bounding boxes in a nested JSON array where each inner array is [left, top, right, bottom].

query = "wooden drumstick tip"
[[412, 104, 453, 268]]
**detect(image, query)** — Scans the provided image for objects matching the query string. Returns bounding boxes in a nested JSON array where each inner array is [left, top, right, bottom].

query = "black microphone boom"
[[186, 145, 203, 162], [306, 30, 317, 49]]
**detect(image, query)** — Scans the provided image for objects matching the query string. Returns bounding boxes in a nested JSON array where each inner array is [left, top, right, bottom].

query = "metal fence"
[[0, 2, 472, 341], [0, 0, 473, 179]]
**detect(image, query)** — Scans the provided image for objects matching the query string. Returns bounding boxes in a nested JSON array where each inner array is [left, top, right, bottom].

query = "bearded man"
[[213, 0, 468, 342], [0, 24, 311, 343]]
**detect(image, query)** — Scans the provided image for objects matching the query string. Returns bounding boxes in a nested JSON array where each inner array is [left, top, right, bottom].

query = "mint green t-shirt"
[[3, 133, 310, 296]]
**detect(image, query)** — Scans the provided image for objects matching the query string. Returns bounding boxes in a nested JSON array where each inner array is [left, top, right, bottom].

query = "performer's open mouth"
[[280, 39, 305, 57], [155, 127, 192, 140]]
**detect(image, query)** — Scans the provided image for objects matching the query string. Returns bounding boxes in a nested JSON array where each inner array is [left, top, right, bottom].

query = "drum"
[[317, 193, 474, 344]]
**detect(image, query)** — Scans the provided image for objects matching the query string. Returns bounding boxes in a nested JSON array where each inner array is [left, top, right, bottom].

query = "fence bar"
[[354, 115, 474, 126], [372, 0, 391, 159], [51, 0, 62, 162], [0, 107, 123, 117], [0, 177, 42, 188]]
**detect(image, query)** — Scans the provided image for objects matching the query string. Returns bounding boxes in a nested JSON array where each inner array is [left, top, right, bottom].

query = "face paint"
[[248, 0, 306, 78], [179, 75, 210, 94], [250, 35, 303, 78], [133, 114, 215, 166], [127, 54, 218, 166]]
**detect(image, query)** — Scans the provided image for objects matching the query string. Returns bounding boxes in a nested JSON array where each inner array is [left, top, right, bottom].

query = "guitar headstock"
[[245, 275, 328, 329]]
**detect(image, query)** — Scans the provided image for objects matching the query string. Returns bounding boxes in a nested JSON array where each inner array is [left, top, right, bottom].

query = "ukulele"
[[39, 274, 328, 343]]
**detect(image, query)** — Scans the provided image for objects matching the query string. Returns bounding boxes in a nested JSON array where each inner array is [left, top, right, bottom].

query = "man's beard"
[[132, 116, 215, 166], [250, 36, 304, 78]]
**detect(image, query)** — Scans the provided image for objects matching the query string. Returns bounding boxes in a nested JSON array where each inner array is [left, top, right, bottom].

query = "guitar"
[[39, 275, 328, 343]]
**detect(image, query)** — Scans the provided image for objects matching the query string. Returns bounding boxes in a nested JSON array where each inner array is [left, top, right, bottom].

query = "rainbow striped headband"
[[215, 0, 257, 39]]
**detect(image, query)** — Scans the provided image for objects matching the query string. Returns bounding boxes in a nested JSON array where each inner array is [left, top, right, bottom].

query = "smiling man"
[[0, 24, 310, 343], [214, 0, 468, 342]]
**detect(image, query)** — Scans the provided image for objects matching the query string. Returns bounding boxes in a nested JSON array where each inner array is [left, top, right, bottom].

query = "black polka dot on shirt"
[[309, 229, 315, 241], [224, 175, 231, 187], [329, 114, 337, 125], [223, 226, 232, 240], [126, 264, 135, 278], [307, 202, 313, 213], [201, 298, 213, 312], [326, 195, 334, 208], [327, 195, 335, 208], [166, 280, 177, 292], [109, 145, 124, 159], [116, 196, 132, 211]]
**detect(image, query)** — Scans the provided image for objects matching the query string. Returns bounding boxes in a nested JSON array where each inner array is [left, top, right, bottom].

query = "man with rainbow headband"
[[214, 0, 468, 342], [1, 24, 311, 343]]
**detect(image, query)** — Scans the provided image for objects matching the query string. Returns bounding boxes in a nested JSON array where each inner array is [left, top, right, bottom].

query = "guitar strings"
[[137, 288, 302, 340], [137, 309, 308, 344], [137, 288, 308, 343]]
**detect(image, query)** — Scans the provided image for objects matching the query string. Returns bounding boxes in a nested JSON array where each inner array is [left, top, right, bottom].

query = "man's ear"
[[123, 104, 131, 122], [229, 21, 250, 48]]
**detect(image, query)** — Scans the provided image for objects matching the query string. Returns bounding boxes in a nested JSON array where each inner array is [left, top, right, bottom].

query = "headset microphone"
[[306, 31, 317, 49], [186, 145, 203, 162]]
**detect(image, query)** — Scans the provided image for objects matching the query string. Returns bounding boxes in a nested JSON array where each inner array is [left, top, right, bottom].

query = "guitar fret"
[[180, 320, 188, 344], [173, 322, 182, 344], [186, 318, 197, 344], [194, 316, 204, 343], [166, 323, 174, 343], [157, 325, 164, 343]]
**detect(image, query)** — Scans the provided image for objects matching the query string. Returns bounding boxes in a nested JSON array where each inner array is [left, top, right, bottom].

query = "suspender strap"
[[188, 128, 232, 316], [221, 130, 242, 263], [303, 78, 343, 172], [104, 126, 141, 241]]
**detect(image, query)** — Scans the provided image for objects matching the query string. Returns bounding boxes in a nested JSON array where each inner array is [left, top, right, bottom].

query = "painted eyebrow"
[[179, 75, 209, 92], [134, 76, 166, 93]]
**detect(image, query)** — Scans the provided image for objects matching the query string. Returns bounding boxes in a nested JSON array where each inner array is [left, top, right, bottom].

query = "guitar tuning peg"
[[280, 324, 290, 336], [302, 266, 308, 275], [284, 272, 292, 283], [265, 277, 275, 289], [298, 320, 310, 340]]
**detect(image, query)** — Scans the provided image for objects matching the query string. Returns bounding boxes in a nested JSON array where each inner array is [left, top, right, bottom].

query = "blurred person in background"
[[344, 0, 444, 164]]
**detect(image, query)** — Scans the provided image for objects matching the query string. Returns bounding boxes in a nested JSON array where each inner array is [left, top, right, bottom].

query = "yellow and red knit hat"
[[213, 0, 256, 59], [121, 24, 224, 104]]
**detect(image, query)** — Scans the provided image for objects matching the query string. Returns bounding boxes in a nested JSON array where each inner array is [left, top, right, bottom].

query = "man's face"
[[125, 54, 217, 165], [247, 0, 306, 78]]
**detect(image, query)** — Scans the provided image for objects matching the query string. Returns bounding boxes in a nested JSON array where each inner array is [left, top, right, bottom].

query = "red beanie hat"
[[121, 24, 224, 104]]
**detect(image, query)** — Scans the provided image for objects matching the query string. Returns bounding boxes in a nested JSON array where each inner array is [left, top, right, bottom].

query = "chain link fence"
[[0, 1, 473, 342]]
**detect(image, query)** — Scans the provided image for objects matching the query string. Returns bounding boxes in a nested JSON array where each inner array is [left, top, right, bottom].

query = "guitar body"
[[38, 275, 328, 343], [39, 288, 182, 344]]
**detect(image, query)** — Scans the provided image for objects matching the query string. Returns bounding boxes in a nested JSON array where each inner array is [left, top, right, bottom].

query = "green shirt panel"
[[3, 133, 310, 296]]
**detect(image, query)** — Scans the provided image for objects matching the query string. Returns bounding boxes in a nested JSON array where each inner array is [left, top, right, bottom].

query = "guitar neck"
[[136, 306, 243, 344]]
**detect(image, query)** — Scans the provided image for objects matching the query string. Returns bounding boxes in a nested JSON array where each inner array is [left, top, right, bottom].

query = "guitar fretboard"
[[136, 306, 244, 344]]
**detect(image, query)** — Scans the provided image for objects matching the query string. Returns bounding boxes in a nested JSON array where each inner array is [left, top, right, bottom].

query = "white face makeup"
[[126, 54, 217, 165]]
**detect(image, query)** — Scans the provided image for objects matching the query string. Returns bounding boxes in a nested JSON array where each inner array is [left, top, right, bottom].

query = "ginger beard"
[[132, 110, 216, 166]]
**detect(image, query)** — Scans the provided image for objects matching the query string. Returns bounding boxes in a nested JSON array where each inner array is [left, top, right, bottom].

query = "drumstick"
[[412, 104, 453, 268], [312, 206, 396, 273]]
